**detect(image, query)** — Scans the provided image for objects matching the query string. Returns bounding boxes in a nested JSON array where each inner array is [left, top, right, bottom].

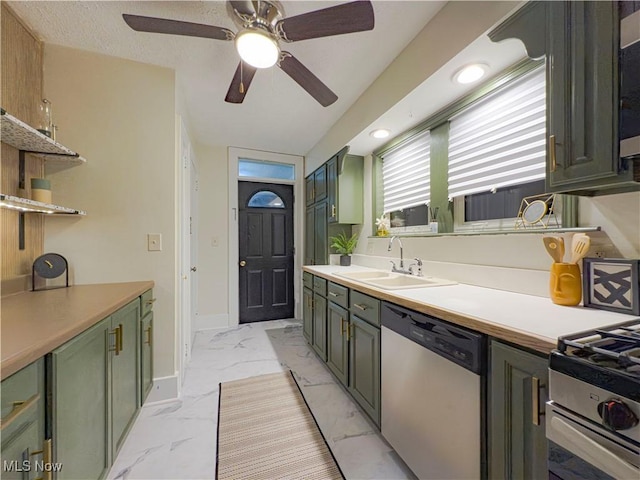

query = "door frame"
[[228, 147, 304, 328], [177, 116, 198, 389]]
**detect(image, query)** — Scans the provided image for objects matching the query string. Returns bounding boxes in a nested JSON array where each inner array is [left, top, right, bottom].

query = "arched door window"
[[247, 191, 285, 208]]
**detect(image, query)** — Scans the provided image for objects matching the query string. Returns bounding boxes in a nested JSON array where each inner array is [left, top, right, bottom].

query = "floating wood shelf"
[[0, 194, 86, 215]]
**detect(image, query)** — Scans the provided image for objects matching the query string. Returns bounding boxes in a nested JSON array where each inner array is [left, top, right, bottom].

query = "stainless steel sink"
[[333, 270, 456, 290]]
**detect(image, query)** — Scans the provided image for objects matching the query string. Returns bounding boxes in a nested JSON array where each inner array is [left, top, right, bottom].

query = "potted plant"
[[330, 232, 358, 266]]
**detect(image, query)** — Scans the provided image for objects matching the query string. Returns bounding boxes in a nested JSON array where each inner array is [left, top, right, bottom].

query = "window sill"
[[369, 226, 602, 239]]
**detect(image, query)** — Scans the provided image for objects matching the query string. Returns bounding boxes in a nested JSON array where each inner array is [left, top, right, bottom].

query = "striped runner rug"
[[216, 371, 344, 480]]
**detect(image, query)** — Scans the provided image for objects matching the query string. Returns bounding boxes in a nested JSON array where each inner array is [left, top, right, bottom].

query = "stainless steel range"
[[547, 320, 640, 479]]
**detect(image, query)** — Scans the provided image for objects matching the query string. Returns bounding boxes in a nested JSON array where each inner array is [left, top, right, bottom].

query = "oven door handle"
[[549, 415, 639, 479]]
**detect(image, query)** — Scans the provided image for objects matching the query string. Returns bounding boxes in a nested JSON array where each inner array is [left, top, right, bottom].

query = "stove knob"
[[597, 399, 639, 431]]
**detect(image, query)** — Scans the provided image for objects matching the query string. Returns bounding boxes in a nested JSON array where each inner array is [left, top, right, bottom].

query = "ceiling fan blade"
[[279, 53, 337, 107], [276, 1, 374, 42], [225, 62, 258, 104], [122, 14, 234, 41]]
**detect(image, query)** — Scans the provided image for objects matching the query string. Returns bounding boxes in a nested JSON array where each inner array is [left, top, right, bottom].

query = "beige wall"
[[42, 45, 178, 378], [193, 143, 229, 327], [305, 1, 520, 173]]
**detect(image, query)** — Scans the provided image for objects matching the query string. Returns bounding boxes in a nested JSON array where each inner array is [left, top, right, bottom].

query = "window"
[[238, 159, 295, 181], [448, 65, 546, 199], [247, 191, 285, 208], [450, 65, 548, 230], [381, 130, 431, 227]]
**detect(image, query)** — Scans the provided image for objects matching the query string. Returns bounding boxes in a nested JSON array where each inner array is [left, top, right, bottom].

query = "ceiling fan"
[[122, 1, 375, 107]]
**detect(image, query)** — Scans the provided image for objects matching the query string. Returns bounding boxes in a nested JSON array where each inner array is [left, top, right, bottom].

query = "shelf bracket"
[[19, 212, 25, 250], [19, 150, 25, 190]]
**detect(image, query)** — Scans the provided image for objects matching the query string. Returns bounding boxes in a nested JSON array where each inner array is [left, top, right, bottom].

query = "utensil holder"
[[549, 263, 582, 306]]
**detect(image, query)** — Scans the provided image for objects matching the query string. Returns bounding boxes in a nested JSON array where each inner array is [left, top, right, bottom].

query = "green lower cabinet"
[[302, 287, 313, 344], [111, 300, 141, 457], [1, 359, 46, 480], [489, 340, 549, 480], [326, 302, 349, 386], [140, 311, 154, 405], [348, 315, 381, 427], [312, 293, 327, 361], [50, 298, 142, 480], [50, 317, 111, 480]]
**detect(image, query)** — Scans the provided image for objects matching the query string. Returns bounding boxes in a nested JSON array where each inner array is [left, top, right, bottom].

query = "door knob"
[[239, 260, 246, 267], [191, 266, 197, 272]]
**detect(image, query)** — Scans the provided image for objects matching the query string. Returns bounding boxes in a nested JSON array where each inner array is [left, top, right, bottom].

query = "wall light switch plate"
[[148, 233, 162, 251]]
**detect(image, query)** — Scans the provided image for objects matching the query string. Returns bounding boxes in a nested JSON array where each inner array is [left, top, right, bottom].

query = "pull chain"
[[239, 62, 245, 94]]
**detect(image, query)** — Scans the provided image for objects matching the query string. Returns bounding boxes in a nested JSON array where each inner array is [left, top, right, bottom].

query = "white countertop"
[[304, 265, 639, 354]]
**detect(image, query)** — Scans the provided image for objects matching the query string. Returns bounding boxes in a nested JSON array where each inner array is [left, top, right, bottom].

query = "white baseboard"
[[145, 374, 179, 404], [194, 313, 229, 331]]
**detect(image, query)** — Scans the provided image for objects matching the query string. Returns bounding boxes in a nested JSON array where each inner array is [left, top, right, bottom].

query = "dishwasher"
[[381, 301, 486, 480]]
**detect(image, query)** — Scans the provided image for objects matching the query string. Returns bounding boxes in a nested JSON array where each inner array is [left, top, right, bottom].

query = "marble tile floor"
[[107, 319, 416, 480]]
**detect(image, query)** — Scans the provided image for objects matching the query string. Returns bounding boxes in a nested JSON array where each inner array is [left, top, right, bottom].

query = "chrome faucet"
[[388, 236, 412, 274]]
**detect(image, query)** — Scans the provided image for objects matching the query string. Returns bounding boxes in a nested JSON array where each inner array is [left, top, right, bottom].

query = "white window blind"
[[382, 130, 431, 213], [448, 66, 546, 198]]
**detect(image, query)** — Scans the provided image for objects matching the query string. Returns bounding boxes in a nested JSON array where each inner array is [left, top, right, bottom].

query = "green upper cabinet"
[[314, 164, 327, 202], [546, 1, 635, 195], [305, 176, 315, 206], [490, 1, 639, 196], [327, 148, 364, 224]]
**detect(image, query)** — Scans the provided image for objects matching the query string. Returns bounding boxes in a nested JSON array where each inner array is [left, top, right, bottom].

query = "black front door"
[[238, 181, 294, 323]]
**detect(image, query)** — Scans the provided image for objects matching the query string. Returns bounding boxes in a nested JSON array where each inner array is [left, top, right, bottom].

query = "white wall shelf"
[[1, 108, 88, 249], [1, 108, 87, 173], [0, 194, 86, 215]]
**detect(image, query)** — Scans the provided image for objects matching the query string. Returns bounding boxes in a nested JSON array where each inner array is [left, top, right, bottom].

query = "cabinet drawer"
[[1, 359, 42, 421], [313, 276, 327, 296], [349, 291, 380, 327], [303, 271, 313, 289], [141, 289, 155, 317], [327, 282, 349, 308]]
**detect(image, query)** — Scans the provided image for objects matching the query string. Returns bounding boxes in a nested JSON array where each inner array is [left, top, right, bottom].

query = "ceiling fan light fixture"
[[453, 63, 488, 84], [235, 29, 279, 69]]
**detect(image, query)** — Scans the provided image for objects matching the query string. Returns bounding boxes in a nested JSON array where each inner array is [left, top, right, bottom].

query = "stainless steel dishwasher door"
[[381, 325, 482, 480]]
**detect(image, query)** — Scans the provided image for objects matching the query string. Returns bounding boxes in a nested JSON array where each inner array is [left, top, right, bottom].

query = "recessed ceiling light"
[[453, 64, 489, 85], [370, 129, 391, 139]]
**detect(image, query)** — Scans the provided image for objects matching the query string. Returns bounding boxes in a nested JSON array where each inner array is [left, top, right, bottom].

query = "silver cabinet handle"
[[328, 292, 340, 297], [532, 376, 542, 426], [353, 303, 367, 311]]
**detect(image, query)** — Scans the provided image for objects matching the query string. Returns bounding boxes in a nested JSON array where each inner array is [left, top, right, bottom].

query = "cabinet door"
[[349, 315, 380, 426], [312, 293, 327, 361], [305, 206, 315, 265], [547, 1, 621, 193], [1, 409, 44, 480], [326, 302, 349, 386], [326, 156, 338, 224], [305, 176, 315, 206], [314, 164, 327, 202], [140, 311, 153, 405], [314, 201, 328, 265], [302, 287, 314, 344], [51, 317, 111, 480], [111, 299, 140, 457], [489, 341, 548, 480], [1, 359, 46, 480]]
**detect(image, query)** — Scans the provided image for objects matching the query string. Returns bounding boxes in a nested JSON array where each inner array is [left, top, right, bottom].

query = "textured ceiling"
[[8, 0, 447, 155]]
